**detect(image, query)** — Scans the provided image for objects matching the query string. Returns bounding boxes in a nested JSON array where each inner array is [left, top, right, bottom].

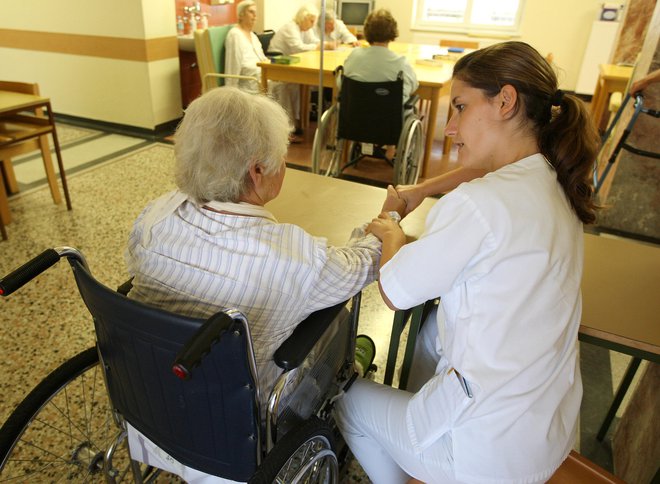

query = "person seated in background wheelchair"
[[224, 0, 268, 93], [343, 8, 418, 161], [125, 86, 404, 415]]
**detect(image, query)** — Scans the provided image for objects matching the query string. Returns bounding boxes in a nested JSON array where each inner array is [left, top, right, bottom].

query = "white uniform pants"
[[334, 316, 462, 484]]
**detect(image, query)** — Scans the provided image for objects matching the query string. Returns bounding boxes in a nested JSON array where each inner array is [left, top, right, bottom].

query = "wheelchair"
[[0, 247, 361, 483], [312, 67, 424, 186]]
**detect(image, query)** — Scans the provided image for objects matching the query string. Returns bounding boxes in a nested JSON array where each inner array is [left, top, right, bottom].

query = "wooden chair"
[[193, 25, 259, 94], [548, 450, 626, 483], [0, 81, 68, 227], [0, 180, 7, 240]]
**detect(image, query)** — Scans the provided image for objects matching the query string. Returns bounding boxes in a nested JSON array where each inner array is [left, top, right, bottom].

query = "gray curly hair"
[[174, 87, 291, 203]]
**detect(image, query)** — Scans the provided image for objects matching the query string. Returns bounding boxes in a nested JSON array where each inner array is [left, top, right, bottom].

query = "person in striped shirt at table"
[[125, 86, 404, 414]]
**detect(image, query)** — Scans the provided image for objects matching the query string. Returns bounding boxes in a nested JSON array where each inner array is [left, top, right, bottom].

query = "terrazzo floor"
[[0, 125, 645, 482]]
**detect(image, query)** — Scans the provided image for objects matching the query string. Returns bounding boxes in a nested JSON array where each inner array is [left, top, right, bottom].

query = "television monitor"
[[338, 0, 374, 31]]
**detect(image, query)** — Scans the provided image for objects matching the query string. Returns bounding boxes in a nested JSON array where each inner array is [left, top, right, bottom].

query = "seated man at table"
[[126, 86, 403, 415], [304, 9, 359, 47]]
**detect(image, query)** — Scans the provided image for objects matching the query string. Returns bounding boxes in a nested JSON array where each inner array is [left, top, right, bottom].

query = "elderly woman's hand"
[[381, 185, 407, 216], [366, 212, 405, 243]]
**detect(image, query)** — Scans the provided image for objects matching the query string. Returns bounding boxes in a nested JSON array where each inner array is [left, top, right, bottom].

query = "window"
[[413, 0, 524, 34]]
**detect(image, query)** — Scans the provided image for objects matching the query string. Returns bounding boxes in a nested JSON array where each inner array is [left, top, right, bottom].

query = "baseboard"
[[53, 113, 181, 141]]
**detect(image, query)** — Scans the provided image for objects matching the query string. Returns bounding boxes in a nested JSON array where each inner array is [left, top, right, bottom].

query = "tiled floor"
[[0, 121, 645, 481]]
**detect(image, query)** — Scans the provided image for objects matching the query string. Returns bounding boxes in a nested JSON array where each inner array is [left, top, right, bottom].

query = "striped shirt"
[[125, 191, 381, 405]]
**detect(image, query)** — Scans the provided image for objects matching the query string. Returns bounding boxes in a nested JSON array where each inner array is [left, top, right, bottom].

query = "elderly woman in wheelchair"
[[0, 87, 405, 483]]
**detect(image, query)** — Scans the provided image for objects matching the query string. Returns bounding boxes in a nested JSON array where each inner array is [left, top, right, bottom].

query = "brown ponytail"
[[539, 95, 600, 223], [453, 41, 600, 224]]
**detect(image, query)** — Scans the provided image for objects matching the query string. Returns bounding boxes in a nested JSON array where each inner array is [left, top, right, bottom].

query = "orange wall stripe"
[[0, 29, 178, 62]]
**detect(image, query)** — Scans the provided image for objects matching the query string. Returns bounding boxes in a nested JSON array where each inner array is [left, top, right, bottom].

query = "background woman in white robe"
[[224, 0, 267, 93]]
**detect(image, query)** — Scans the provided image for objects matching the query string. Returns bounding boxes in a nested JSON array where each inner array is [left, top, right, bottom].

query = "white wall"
[[257, 0, 311, 32], [0, 0, 181, 129], [383, 0, 614, 91], [259, 0, 620, 92]]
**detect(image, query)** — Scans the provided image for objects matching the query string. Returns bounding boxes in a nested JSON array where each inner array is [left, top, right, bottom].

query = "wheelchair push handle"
[[172, 312, 236, 380], [0, 248, 61, 296]]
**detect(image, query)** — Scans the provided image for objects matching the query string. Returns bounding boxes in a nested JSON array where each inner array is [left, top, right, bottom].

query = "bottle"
[[176, 16, 185, 35], [189, 14, 197, 32], [200, 14, 209, 30]]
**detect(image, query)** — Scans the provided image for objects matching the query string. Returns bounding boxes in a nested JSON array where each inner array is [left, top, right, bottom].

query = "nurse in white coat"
[[335, 41, 601, 484], [224, 0, 267, 93]]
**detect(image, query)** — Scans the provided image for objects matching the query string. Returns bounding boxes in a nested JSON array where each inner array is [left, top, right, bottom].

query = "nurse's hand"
[[366, 212, 405, 244], [395, 184, 425, 216], [381, 185, 406, 217]]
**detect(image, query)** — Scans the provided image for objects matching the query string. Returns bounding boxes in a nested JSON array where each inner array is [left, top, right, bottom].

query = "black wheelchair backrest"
[[338, 71, 405, 146], [68, 258, 261, 482]]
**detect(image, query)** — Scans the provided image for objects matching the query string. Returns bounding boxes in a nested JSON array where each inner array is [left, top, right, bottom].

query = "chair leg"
[[300, 85, 310, 130], [38, 135, 63, 205], [0, 183, 7, 240], [398, 304, 426, 390], [0, 177, 10, 228], [1, 158, 19, 194], [596, 356, 642, 441], [48, 123, 72, 211], [384, 309, 410, 386]]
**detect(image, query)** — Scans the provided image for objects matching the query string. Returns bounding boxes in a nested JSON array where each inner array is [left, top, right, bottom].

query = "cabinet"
[[179, 50, 201, 108]]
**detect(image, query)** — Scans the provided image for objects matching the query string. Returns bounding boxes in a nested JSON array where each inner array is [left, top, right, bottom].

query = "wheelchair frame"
[[312, 67, 424, 186], [0, 247, 360, 483]]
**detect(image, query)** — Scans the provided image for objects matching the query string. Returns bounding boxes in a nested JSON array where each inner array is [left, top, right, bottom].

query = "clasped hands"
[[367, 184, 423, 242]]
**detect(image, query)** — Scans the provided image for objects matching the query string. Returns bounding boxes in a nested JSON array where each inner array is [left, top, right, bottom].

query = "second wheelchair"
[[312, 67, 424, 186]]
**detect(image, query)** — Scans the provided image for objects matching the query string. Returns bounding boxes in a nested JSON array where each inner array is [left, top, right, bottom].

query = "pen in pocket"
[[448, 367, 473, 398]]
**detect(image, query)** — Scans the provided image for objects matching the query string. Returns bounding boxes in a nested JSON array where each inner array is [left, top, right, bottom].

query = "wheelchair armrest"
[[117, 278, 133, 296], [273, 300, 348, 371], [404, 94, 420, 111]]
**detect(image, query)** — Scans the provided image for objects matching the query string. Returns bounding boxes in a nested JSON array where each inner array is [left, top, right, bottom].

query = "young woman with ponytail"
[[334, 42, 600, 484]]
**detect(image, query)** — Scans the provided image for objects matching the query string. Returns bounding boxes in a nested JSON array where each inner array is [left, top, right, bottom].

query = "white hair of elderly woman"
[[323, 9, 336, 22], [174, 87, 291, 204], [237, 0, 256, 19], [294, 4, 319, 25]]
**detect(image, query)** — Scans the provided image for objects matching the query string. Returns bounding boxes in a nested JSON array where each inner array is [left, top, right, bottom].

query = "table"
[[271, 170, 660, 406], [580, 233, 660, 362], [0, 90, 71, 238], [590, 64, 634, 132], [580, 233, 660, 440], [271, 169, 660, 360], [259, 43, 456, 178], [269, 167, 435, 243]]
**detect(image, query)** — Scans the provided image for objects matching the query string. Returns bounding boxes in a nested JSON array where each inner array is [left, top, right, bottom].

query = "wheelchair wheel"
[[0, 348, 158, 483], [312, 105, 342, 177], [250, 416, 338, 484], [394, 117, 424, 186]]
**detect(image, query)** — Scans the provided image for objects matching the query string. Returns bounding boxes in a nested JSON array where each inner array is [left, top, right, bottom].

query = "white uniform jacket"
[[380, 154, 583, 483]]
